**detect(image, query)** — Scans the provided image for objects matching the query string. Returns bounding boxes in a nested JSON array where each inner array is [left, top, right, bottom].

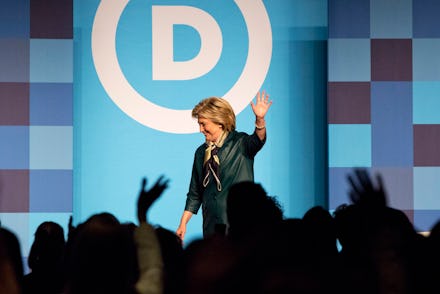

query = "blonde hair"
[[192, 97, 236, 131]]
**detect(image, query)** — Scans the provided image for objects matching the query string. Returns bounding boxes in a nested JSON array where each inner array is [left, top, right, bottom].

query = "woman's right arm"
[[177, 151, 201, 243], [176, 210, 193, 243]]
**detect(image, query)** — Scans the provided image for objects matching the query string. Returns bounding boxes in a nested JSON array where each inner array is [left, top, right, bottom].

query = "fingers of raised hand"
[[141, 177, 147, 192], [257, 91, 269, 103], [152, 176, 170, 193]]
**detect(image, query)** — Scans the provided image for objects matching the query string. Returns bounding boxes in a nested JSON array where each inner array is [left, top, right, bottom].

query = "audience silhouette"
[[2, 168, 440, 293], [22, 221, 66, 294], [0, 227, 23, 294], [64, 212, 139, 294]]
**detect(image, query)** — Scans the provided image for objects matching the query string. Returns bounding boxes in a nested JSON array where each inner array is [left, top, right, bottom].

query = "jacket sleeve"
[[244, 131, 266, 158], [184, 150, 203, 214]]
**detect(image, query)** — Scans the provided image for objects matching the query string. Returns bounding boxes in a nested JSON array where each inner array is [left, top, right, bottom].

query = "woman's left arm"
[[251, 90, 272, 141]]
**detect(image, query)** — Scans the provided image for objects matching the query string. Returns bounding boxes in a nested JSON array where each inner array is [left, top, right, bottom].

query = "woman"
[[176, 90, 272, 241]]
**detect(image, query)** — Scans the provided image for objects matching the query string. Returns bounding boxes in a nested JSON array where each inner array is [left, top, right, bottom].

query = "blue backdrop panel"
[[73, 0, 328, 243]]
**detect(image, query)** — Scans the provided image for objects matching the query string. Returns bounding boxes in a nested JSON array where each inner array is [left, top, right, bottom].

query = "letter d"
[[152, 6, 222, 80]]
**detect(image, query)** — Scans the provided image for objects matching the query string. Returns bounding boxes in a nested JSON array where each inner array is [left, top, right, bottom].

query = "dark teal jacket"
[[185, 130, 265, 237]]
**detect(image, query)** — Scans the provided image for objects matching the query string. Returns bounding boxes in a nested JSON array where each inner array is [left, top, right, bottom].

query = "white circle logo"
[[91, 0, 272, 134]]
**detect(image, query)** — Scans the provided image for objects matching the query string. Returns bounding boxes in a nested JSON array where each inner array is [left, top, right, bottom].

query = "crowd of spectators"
[[1, 169, 439, 294]]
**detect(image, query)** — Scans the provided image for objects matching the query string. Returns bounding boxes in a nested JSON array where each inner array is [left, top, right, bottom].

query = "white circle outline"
[[91, 0, 272, 134]]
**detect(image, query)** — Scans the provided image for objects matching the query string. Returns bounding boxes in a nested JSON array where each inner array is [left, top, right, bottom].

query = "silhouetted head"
[[429, 220, 440, 247], [333, 204, 364, 254], [0, 227, 23, 294], [66, 213, 138, 294], [28, 221, 65, 272], [303, 206, 338, 257], [227, 181, 283, 239]]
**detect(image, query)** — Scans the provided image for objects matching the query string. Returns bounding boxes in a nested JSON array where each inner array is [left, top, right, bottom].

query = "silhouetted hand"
[[67, 215, 76, 240], [347, 168, 387, 208], [137, 175, 170, 224]]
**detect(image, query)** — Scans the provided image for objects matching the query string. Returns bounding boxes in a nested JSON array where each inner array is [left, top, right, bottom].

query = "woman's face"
[[198, 117, 223, 142]]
